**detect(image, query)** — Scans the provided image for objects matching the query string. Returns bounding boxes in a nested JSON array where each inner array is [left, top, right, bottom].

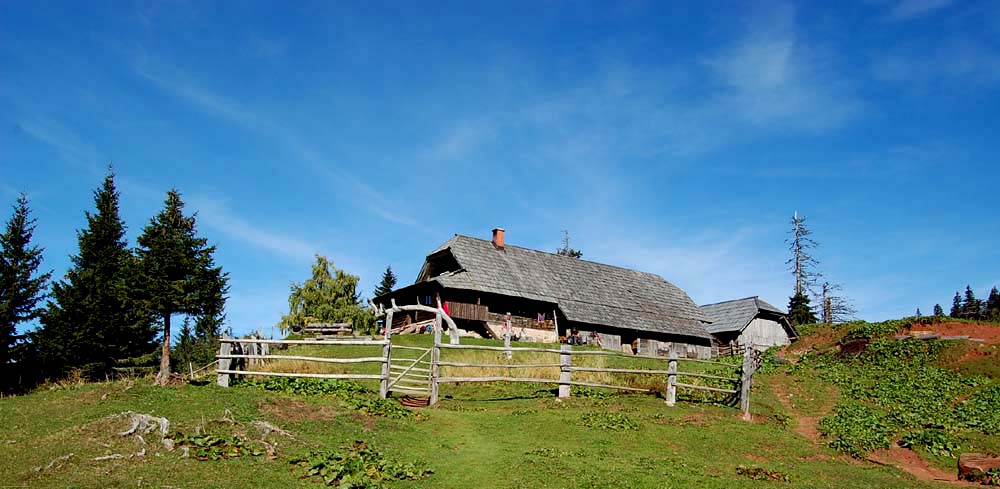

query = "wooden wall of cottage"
[[737, 317, 793, 349], [381, 287, 714, 357], [572, 325, 714, 359]]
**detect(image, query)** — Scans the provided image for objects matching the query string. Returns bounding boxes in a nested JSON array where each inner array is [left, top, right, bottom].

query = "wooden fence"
[[215, 336, 390, 391], [429, 328, 760, 417], [216, 302, 761, 417]]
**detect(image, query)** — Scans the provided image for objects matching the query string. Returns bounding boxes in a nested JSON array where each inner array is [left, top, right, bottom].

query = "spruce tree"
[[961, 286, 982, 320], [0, 194, 51, 373], [136, 190, 228, 385], [915, 308, 922, 318], [373, 266, 397, 298], [950, 292, 962, 317], [787, 292, 817, 326], [33, 170, 153, 378], [191, 310, 224, 367], [986, 287, 1000, 322], [933, 304, 944, 317], [172, 317, 196, 374]]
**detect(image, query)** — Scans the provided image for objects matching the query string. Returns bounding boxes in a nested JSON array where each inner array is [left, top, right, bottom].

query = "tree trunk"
[[155, 313, 172, 385]]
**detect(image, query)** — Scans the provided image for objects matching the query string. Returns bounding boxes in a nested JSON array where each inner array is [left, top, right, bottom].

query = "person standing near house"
[[588, 331, 602, 347]]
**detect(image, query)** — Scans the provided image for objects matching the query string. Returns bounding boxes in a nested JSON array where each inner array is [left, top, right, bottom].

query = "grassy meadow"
[[6, 324, 994, 488]]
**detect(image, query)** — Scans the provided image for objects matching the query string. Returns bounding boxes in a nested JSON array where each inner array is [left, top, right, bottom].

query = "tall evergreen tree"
[[190, 309, 225, 367], [136, 190, 228, 385], [172, 317, 196, 374], [915, 308, 922, 318], [788, 292, 817, 326], [961, 285, 983, 320], [986, 287, 1000, 322], [278, 255, 374, 334], [950, 292, 962, 317], [33, 170, 154, 379], [0, 194, 51, 373], [373, 266, 397, 298], [933, 304, 944, 317]]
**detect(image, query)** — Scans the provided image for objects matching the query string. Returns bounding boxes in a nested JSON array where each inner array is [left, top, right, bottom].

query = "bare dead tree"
[[786, 211, 820, 296], [820, 281, 856, 324]]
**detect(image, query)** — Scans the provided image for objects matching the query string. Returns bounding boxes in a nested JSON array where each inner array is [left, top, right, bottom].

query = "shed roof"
[[412, 235, 711, 340], [699, 296, 786, 334]]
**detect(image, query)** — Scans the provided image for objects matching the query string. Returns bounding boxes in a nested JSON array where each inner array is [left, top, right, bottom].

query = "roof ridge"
[[700, 296, 759, 307], [451, 234, 667, 280]]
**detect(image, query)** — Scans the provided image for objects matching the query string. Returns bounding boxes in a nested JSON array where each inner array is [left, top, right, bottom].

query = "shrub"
[[819, 402, 894, 457], [899, 428, 961, 457], [290, 441, 431, 488]]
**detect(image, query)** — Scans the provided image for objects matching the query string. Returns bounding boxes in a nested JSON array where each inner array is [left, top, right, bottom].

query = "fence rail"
[[216, 304, 760, 418], [215, 335, 390, 388], [429, 339, 758, 416]]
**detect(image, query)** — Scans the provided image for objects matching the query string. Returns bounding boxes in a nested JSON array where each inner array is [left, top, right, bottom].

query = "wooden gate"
[[386, 345, 432, 396]]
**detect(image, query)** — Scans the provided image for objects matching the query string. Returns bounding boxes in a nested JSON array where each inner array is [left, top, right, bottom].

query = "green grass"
[[780, 321, 1000, 472], [253, 335, 742, 402], [0, 373, 946, 488], [5, 329, 986, 488]]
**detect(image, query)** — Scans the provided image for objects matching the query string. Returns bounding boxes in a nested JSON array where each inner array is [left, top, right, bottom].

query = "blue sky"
[[2, 0, 999, 336]]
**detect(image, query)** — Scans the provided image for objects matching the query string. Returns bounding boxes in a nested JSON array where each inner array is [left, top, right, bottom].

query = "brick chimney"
[[491, 228, 505, 250]]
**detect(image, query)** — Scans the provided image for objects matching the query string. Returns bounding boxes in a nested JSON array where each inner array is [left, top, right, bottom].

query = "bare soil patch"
[[258, 398, 336, 421], [869, 446, 977, 486], [905, 322, 1000, 345]]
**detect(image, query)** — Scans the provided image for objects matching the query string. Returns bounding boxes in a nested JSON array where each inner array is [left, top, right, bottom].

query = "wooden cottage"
[[375, 228, 715, 358], [699, 296, 797, 350]]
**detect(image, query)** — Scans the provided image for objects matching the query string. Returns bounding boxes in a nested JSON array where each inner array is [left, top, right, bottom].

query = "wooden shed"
[[700, 296, 797, 350], [375, 228, 715, 358]]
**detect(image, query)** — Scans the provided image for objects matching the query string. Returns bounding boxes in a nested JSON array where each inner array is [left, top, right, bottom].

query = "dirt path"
[[768, 375, 974, 486], [869, 446, 973, 486], [769, 377, 822, 442]]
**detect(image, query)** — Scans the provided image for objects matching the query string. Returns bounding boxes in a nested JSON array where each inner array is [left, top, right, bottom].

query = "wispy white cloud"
[[592, 228, 790, 307], [187, 195, 320, 262], [131, 53, 433, 235], [17, 118, 104, 174], [250, 36, 288, 59], [873, 38, 1000, 86], [703, 3, 861, 132], [885, 0, 955, 21], [423, 121, 495, 161]]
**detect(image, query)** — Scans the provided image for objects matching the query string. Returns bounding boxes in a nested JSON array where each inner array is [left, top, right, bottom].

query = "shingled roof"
[[416, 235, 712, 340], [699, 296, 786, 334]]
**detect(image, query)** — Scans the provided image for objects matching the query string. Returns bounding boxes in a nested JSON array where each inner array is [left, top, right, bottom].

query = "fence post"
[[666, 351, 677, 406], [430, 314, 442, 405], [437, 296, 459, 345], [740, 347, 753, 420], [558, 344, 571, 398], [217, 336, 231, 387], [380, 310, 394, 399], [504, 313, 512, 360]]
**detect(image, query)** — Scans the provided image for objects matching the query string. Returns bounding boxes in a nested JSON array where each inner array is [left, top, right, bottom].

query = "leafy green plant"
[[579, 412, 639, 431], [168, 432, 263, 461], [236, 377, 369, 397], [818, 402, 894, 458], [525, 447, 583, 458], [736, 465, 791, 482], [289, 441, 431, 488], [510, 409, 538, 416], [956, 384, 1000, 435], [771, 412, 793, 429], [343, 397, 412, 419], [899, 428, 961, 457]]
